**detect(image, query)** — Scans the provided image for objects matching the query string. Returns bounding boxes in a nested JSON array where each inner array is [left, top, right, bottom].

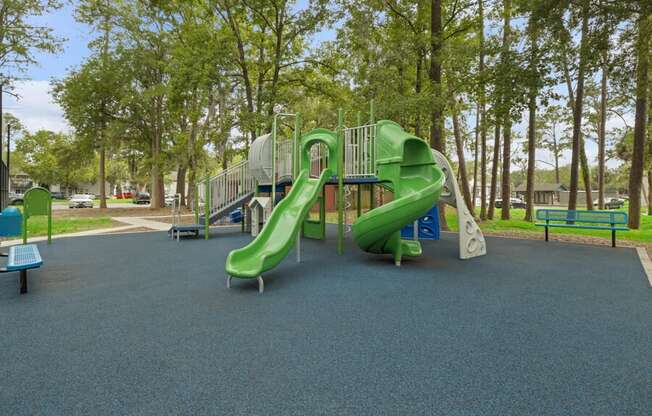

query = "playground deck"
[[0, 229, 650, 415]]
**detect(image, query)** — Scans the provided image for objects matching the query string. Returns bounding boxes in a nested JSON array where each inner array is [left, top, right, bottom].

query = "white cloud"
[[4, 80, 71, 134]]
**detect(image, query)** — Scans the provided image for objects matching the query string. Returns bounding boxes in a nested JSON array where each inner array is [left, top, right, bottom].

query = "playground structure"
[[204, 102, 486, 293], [167, 102, 485, 292]]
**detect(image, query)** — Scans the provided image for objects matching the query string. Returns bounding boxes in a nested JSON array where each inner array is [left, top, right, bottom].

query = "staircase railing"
[[203, 160, 256, 219]]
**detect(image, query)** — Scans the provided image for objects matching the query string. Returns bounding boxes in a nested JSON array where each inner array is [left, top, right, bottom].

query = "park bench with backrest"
[[535, 209, 629, 247]]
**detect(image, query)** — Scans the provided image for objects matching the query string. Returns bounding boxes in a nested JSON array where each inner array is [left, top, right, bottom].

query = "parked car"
[[115, 191, 133, 199], [51, 191, 66, 200], [69, 194, 94, 208], [132, 192, 151, 205], [9, 192, 24, 206], [495, 197, 526, 209], [593, 198, 625, 210]]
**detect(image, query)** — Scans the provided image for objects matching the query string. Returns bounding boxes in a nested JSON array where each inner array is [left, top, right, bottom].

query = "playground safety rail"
[[344, 124, 376, 177], [276, 139, 294, 181]]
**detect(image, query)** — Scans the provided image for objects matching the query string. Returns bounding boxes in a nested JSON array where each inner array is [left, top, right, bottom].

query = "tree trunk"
[[579, 136, 594, 209], [525, 89, 536, 222], [501, 119, 511, 220], [430, 0, 447, 230], [647, 170, 652, 215], [472, 103, 480, 207], [568, 2, 589, 212], [627, 12, 650, 229], [524, 19, 538, 222], [415, 52, 423, 137], [597, 62, 608, 210], [554, 150, 560, 184], [488, 124, 501, 220], [478, 0, 487, 220], [176, 165, 187, 207], [452, 106, 475, 214], [188, 168, 196, 212], [99, 145, 107, 209], [499, 0, 512, 221], [98, 11, 110, 210], [151, 134, 162, 209], [429, 0, 444, 153]]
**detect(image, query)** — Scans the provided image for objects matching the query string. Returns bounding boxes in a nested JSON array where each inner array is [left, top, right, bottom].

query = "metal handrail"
[[205, 161, 256, 218]]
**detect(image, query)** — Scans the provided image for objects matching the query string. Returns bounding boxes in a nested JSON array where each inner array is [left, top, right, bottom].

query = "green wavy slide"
[[351, 120, 445, 265], [225, 168, 331, 279]]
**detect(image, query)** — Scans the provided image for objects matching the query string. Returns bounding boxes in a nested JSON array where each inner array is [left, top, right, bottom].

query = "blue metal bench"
[[536, 209, 629, 247], [1, 244, 43, 294]]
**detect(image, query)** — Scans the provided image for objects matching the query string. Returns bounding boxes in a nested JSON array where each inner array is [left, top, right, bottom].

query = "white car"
[[69, 194, 94, 208]]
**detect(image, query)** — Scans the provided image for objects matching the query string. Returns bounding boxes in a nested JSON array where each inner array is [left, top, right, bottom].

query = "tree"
[[72, 0, 126, 208], [15, 130, 96, 189], [627, 8, 650, 229], [524, 11, 540, 222], [488, 124, 500, 220], [558, 0, 592, 211], [537, 105, 570, 184], [52, 53, 126, 208], [0, 0, 63, 154], [208, 0, 335, 145], [499, 0, 513, 220], [477, 0, 488, 220]]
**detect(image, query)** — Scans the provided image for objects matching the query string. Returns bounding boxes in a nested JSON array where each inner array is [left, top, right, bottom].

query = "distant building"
[[50, 182, 110, 197], [514, 183, 567, 205], [10, 172, 33, 194]]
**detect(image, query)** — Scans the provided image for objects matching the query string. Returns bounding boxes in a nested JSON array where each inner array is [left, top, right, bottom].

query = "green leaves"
[[0, 0, 64, 85]]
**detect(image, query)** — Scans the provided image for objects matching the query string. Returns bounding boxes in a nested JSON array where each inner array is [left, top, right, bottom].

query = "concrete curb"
[[635, 247, 652, 288], [0, 224, 143, 247]]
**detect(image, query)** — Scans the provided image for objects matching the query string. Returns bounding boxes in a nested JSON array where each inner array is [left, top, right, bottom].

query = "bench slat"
[[535, 223, 629, 231], [7, 244, 43, 271], [536, 209, 628, 225]]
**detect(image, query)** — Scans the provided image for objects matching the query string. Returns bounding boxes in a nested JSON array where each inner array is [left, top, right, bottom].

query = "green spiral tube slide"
[[351, 120, 445, 265]]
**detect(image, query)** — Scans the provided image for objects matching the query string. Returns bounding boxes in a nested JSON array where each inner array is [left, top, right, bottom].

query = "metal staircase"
[[198, 160, 256, 225]]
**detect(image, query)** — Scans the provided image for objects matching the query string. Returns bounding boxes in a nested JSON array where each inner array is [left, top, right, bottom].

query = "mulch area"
[[152, 215, 201, 225], [476, 229, 652, 258]]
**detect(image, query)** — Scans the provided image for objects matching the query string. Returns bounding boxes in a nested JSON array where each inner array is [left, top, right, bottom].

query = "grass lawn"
[[445, 207, 652, 244], [22, 216, 116, 238], [325, 205, 652, 245]]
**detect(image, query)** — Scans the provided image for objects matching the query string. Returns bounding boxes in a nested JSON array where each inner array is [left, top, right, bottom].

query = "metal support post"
[[337, 108, 345, 255], [295, 113, 302, 263], [271, 116, 277, 209], [204, 176, 210, 240]]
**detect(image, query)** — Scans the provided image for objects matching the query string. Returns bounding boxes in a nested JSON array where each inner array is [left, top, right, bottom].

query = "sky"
[[4, 3, 90, 133], [3, 2, 627, 171]]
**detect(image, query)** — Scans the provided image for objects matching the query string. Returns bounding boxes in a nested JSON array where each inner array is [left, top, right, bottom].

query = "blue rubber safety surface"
[[0, 228, 650, 415]]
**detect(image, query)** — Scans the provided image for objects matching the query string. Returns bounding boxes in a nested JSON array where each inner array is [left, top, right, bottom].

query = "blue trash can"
[[0, 207, 23, 237]]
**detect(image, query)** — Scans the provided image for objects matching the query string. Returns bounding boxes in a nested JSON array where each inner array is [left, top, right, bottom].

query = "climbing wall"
[[430, 150, 486, 259]]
